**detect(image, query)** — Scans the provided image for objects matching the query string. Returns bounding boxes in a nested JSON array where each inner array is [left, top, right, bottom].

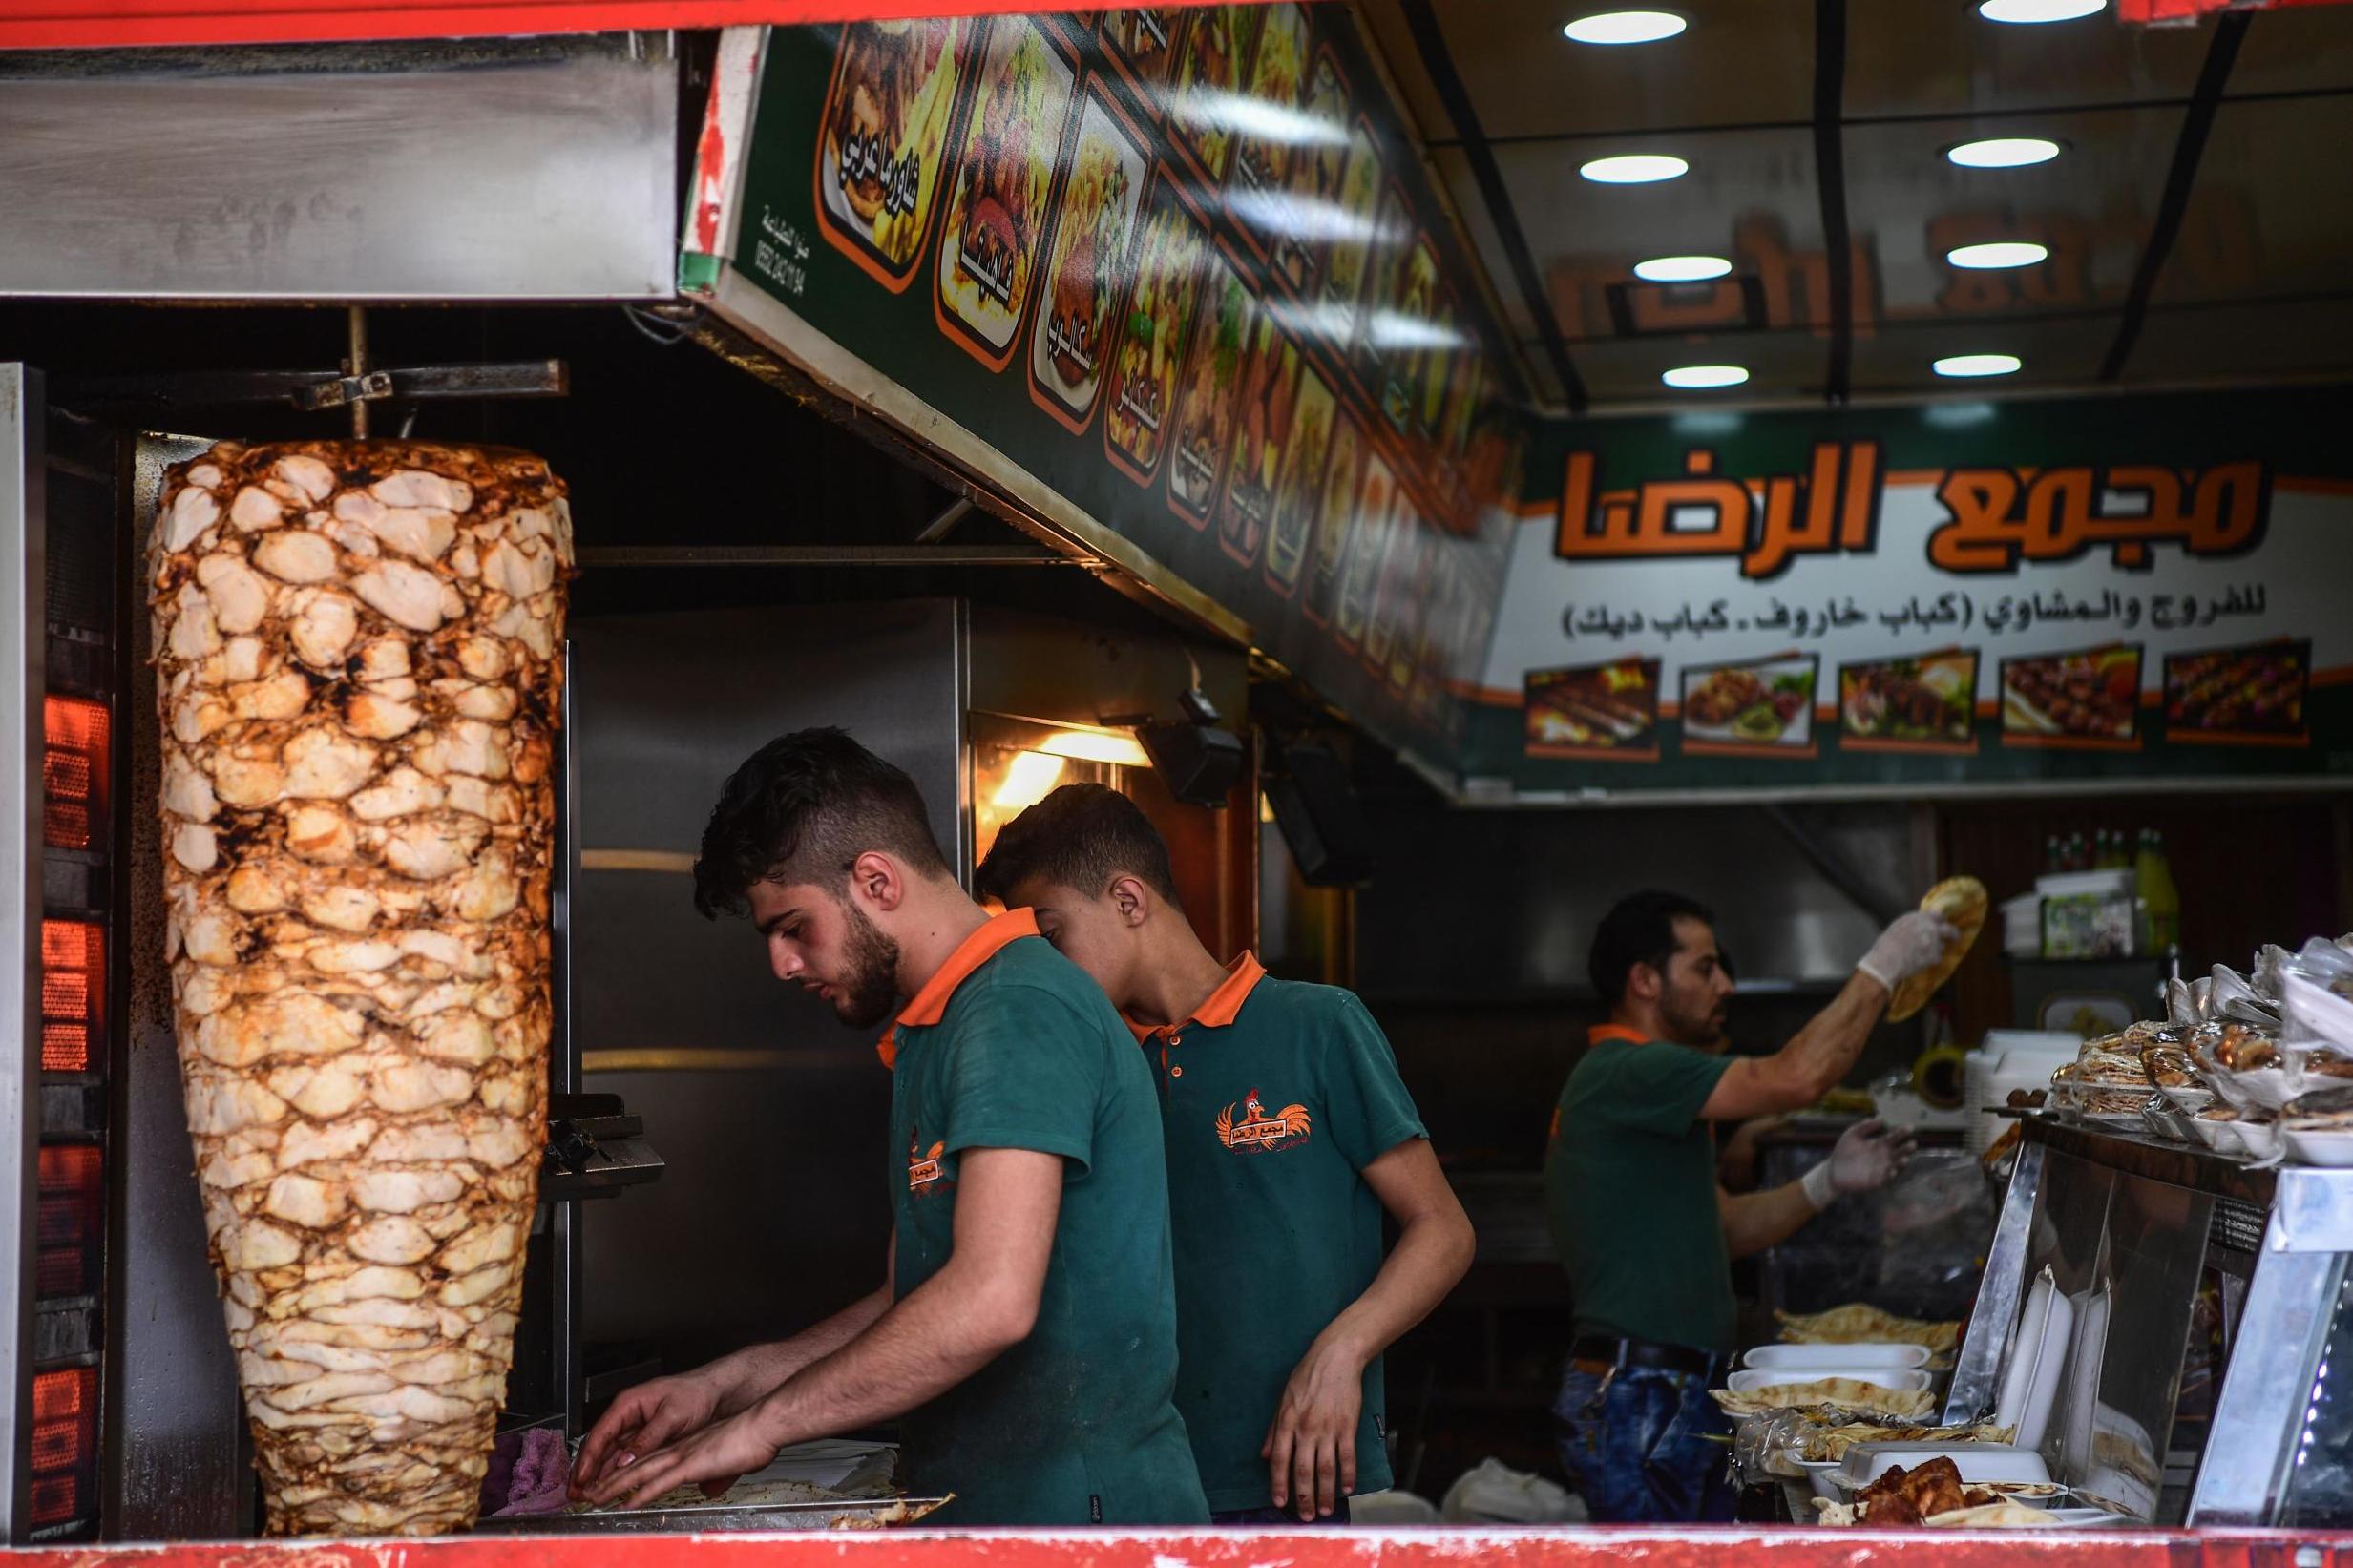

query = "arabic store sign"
[[1469, 388, 2353, 796], [687, 10, 1525, 765]]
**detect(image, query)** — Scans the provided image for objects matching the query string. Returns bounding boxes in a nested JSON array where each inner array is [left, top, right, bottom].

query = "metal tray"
[[473, 1496, 951, 1534]]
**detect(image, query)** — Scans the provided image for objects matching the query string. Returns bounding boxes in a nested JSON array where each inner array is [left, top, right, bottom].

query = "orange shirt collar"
[[1126, 951, 1267, 1042], [1587, 1022, 1652, 1047], [875, 907, 1040, 1070]]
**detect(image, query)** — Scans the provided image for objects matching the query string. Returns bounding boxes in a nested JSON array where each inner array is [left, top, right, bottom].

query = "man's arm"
[[1264, 1139, 1475, 1519], [1716, 1119, 1915, 1260], [1700, 972, 1887, 1121], [591, 1149, 1061, 1508], [573, 1233, 897, 1495], [1717, 1181, 1819, 1260], [702, 1282, 893, 1416], [1698, 909, 1957, 1122]]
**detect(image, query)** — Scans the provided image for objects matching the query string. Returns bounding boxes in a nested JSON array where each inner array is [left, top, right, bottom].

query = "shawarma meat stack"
[[151, 440, 569, 1536]]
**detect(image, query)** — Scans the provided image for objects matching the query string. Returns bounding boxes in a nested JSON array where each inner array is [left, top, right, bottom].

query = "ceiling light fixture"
[[1632, 254, 1733, 282], [1563, 10, 1688, 44], [1662, 365, 1749, 389], [1977, 0, 2105, 21], [1946, 136, 2062, 168], [1946, 241, 2048, 269], [1933, 354, 2023, 378], [1581, 154, 1689, 184]]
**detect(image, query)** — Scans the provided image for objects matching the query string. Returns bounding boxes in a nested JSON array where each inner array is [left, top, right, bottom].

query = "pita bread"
[[1711, 1379, 1938, 1419], [1887, 876, 1987, 1022], [1923, 1501, 2061, 1528], [1776, 1303, 1962, 1352]]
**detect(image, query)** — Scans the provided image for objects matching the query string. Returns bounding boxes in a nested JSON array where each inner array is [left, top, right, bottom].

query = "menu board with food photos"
[[1467, 387, 2353, 798], [694, 9, 1526, 766]]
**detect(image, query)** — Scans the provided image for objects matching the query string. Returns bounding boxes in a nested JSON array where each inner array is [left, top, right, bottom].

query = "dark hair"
[[692, 727, 950, 919], [974, 783, 1180, 909], [1588, 889, 1715, 1007]]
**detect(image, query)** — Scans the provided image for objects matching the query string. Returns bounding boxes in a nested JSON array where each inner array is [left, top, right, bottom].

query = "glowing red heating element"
[[28, 1367, 95, 1527], [40, 921, 102, 1074], [35, 1146, 101, 1301], [42, 696, 109, 853]]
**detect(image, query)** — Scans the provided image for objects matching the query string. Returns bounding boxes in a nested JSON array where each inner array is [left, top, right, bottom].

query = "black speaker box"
[[1139, 721, 1247, 806], [1266, 740, 1375, 887]]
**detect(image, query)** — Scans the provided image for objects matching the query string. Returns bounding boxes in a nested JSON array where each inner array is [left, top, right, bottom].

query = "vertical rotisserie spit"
[[151, 441, 569, 1535]]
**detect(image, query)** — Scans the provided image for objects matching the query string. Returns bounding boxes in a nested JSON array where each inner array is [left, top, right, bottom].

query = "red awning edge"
[[0, 0, 1228, 50]]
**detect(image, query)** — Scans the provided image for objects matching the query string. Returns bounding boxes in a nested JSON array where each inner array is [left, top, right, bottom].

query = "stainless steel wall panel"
[[0, 38, 677, 302], [571, 601, 964, 1374], [109, 433, 246, 1541]]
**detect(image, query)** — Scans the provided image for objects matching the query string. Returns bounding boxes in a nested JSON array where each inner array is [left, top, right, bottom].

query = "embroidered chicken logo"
[[907, 1127, 948, 1194], [1215, 1087, 1312, 1153]]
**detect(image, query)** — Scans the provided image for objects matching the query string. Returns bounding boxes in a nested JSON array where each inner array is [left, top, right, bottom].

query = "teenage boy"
[[977, 784, 1474, 1524]]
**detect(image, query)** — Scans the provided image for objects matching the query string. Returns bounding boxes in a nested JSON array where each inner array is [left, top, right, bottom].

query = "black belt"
[[1572, 1335, 1729, 1380]]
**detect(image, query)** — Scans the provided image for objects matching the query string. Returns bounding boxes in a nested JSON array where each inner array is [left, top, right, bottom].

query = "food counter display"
[[1715, 933, 2353, 1534]]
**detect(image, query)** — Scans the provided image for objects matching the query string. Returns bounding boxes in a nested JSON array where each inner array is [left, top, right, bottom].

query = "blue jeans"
[[1552, 1363, 1735, 1523], [1210, 1499, 1353, 1526]]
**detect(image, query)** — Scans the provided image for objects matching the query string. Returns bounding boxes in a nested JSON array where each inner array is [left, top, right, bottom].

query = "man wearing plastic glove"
[[1543, 889, 1950, 1523]]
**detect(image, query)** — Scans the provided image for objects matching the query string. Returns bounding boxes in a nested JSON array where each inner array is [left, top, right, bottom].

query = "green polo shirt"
[[1544, 1025, 1738, 1353], [883, 909, 1208, 1526], [1133, 955, 1426, 1513]]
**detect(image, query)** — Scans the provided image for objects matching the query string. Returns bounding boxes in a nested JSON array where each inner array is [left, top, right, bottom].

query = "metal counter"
[[1945, 1115, 2352, 1527]]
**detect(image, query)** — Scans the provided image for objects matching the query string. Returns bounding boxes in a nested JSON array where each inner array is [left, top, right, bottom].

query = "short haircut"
[[974, 783, 1180, 909], [1588, 889, 1715, 1007], [692, 727, 949, 919]]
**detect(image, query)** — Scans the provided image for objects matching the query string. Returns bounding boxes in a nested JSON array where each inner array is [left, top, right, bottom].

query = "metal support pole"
[[346, 307, 368, 439]]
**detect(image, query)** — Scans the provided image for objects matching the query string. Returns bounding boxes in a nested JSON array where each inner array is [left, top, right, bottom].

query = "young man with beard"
[[1544, 889, 1950, 1524], [569, 730, 1207, 1526], [975, 784, 1474, 1524]]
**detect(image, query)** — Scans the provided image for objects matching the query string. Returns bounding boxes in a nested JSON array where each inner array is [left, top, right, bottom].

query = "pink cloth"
[[488, 1428, 573, 1517]]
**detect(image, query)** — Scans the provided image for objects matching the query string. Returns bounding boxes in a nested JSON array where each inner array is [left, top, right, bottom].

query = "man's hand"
[[1855, 911, 1960, 992], [1827, 1117, 1915, 1196], [590, 1404, 783, 1511], [1263, 1338, 1364, 1521], [570, 1371, 722, 1499]]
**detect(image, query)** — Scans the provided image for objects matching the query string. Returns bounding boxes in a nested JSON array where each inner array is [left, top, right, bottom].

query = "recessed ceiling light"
[[1563, 10, 1688, 44], [1633, 255, 1733, 282], [1581, 154, 1689, 184], [1662, 365, 1749, 389], [1946, 241, 2048, 269], [1934, 353, 2023, 378], [1978, 0, 2105, 21], [1947, 136, 2062, 169]]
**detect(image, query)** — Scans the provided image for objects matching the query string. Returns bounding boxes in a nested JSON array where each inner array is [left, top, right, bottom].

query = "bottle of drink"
[[2137, 828, 2180, 952], [2107, 829, 2131, 870], [2068, 832, 2088, 873], [2044, 833, 2062, 875]]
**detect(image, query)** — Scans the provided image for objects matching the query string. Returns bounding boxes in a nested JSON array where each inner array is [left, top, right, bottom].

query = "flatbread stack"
[[1887, 876, 1987, 1022], [1711, 1379, 1938, 1420], [1776, 1303, 1962, 1353]]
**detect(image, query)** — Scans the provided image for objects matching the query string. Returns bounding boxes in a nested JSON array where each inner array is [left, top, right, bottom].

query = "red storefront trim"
[[0, 0, 1224, 49], [2, 1531, 2349, 1566]]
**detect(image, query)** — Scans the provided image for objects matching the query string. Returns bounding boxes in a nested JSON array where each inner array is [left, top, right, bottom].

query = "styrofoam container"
[[2187, 1116, 2245, 1156], [2237, 1119, 2286, 1161], [1727, 1367, 1931, 1396], [1837, 1443, 2052, 1490], [1996, 1268, 2074, 1453], [2035, 868, 2135, 900], [1744, 1343, 1932, 1373], [2284, 1128, 2353, 1167]]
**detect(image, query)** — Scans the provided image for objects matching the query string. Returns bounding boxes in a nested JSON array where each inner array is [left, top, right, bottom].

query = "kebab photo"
[[1030, 94, 1145, 419], [152, 439, 569, 1536], [817, 18, 972, 277], [937, 20, 1075, 357]]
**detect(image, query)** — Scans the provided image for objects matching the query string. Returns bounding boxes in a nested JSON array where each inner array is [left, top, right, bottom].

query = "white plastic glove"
[[1799, 1119, 1917, 1209], [1855, 909, 1960, 991]]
